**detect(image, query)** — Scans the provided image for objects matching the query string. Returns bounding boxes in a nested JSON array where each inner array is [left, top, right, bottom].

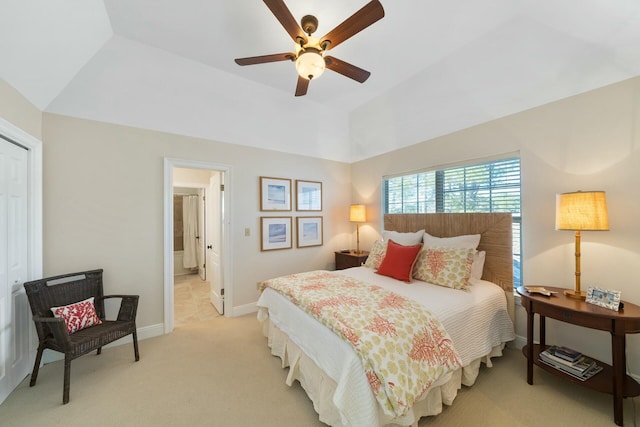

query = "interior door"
[[208, 172, 223, 314], [0, 139, 30, 403], [197, 189, 206, 281]]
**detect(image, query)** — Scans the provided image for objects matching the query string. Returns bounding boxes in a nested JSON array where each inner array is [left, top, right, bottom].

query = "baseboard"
[[41, 323, 164, 365], [512, 334, 526, 350], [230, 301, 257, 317]]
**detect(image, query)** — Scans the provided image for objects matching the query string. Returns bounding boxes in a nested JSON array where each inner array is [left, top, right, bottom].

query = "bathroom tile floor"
[[174, 273, 220, 327]]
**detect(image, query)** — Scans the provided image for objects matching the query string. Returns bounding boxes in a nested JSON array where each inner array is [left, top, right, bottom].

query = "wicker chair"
[[23, 269, 139, 404]]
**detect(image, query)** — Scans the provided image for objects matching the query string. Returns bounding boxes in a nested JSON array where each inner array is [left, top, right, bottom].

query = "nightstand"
[[334, 251, 369, 270], [517, 286, 640, 426]]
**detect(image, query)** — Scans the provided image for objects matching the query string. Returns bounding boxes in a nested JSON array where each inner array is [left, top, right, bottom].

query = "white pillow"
[[471, 250, 486, 280], [382, 229, 424, 246], [422, 232, 481, 249]]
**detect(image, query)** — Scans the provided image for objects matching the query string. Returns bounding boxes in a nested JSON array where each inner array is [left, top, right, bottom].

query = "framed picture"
[[296, 180, 322, 211], [586, 286, 622, 311], [260, 177, 291, 211], [260, 217, 292, 251], [297, 216, 323, 248]]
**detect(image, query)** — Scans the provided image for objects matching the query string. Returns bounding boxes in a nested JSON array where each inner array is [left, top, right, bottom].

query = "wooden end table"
[[334, 250, 369, 270], [517, 286, 640, 426]]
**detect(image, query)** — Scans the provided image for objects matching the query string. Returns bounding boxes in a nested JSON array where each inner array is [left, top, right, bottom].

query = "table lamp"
[[349, 204, 366, 254], [555, 191, 609, 299]]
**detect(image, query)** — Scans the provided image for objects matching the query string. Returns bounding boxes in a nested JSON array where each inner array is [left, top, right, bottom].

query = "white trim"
[[163, 158, 233, 334], [0, 118, 43, 282], [231, 302, 258, 317], [381, 150, 520, 180]]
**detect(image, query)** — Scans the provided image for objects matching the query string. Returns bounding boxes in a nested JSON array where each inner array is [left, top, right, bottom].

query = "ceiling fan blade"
[[319, 0, 384, 51], [235, 53, 295, 66], [263, 0, 308, 45], [324, 56, 371, 83], [295, 76, 310, 97]]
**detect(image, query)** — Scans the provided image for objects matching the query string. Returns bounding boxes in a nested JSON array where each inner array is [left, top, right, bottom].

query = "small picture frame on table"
[[296, 216, 323, 248], [260, 217, 292, 251], [260, 177, 291, 211], [296, 180, 322, 211], [586, 286, 622, 311]]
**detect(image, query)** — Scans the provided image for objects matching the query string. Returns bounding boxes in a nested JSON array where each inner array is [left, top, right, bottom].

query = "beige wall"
[[0, 79, 42, 139], [41, 113, 352, 328], [351, 76, 640, 374], [3, 74, 640, 374]]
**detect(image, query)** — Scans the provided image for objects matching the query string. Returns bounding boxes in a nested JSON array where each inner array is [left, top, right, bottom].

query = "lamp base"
[[564, 289, 586, 300]]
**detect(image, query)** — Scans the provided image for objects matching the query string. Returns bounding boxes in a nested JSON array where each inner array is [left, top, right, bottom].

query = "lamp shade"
[[555, 191, 609, 231], [349, 204, 366, 223]]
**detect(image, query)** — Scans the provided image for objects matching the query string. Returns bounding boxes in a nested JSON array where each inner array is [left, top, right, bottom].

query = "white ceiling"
[[2, 0, 640, 162]]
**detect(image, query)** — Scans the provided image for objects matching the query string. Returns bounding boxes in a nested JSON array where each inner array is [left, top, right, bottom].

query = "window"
[[383, 157, 522, 287]]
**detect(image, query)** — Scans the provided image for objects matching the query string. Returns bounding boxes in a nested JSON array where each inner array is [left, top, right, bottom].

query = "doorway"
[[172, 187, 217, 326], [163, 158, 231, 334]]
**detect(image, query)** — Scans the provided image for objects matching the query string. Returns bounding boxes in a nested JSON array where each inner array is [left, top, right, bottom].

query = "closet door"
[[0, 139, 29, 403]]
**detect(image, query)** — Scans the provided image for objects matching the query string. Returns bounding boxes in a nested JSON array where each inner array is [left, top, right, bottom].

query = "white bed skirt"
[[260, 316, 506, 427]]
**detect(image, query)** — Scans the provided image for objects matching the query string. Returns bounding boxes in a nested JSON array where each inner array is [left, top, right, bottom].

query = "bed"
[[256, 213, 516, 427]]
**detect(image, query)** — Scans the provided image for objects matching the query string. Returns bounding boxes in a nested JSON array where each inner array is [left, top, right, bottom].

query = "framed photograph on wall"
[[260, 177, 291, 211], [296, 216, 323, 248], [586, 286, 622, 311], [296, 180, 322, 211], [260, 217, 292, 251]]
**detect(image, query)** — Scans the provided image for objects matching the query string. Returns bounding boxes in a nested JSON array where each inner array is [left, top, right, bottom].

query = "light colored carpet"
[[0, 314, 637, 427]]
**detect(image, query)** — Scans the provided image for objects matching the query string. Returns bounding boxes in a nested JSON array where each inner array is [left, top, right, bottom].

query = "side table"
[[517, 286, 640, 426], [334, 251, 369, 270]]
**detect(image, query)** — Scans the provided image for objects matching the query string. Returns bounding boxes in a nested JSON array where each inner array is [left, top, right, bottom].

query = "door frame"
[[163, 158, 232, 333], [0, 118, 42, 280], [0, 116, 43, 403]]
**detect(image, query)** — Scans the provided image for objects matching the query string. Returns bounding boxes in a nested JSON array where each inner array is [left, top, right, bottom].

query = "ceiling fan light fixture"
[[296, 48, 325, 80]]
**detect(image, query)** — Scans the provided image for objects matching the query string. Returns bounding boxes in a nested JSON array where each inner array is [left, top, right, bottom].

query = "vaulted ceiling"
[[2, 1, 640, 162]]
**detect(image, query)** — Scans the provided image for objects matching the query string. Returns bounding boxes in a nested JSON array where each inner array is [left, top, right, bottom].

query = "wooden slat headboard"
[[384, 213, 514, 292]]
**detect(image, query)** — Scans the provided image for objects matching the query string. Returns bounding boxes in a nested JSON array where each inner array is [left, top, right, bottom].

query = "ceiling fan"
[[235, 0, 385, 97]]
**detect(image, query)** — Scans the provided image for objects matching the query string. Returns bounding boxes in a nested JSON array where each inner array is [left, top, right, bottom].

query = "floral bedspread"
[[261, 270, 462, 418]]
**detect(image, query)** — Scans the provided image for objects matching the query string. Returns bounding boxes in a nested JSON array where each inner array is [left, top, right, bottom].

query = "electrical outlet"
[[245, 227, 251, 237]]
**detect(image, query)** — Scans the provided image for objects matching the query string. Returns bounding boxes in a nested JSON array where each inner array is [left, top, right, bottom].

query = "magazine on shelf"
[[539, 357, 603, 381], [539, 350, 596, 374], [550, 345, 582, 362]]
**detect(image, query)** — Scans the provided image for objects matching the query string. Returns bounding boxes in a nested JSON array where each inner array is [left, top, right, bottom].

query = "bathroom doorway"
[[172, 186, 216, 326], [163, 158, 231, 333]]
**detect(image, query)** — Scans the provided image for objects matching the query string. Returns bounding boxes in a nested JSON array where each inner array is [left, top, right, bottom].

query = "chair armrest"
[[32, 315, 71, 348], [101, 294, 139, 322]]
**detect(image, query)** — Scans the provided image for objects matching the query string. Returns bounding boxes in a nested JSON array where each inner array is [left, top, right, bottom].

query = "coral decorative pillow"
[[413, 247, 475, 290], [51, 297, 102, 335], [364, 239, 387, 269], [375, 240, 423, 283]]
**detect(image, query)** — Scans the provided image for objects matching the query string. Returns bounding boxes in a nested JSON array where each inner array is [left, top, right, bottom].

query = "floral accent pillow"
[[413, 247, 475, 290], [51, 297, 102, 335], [364, 239, 387, 269]]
